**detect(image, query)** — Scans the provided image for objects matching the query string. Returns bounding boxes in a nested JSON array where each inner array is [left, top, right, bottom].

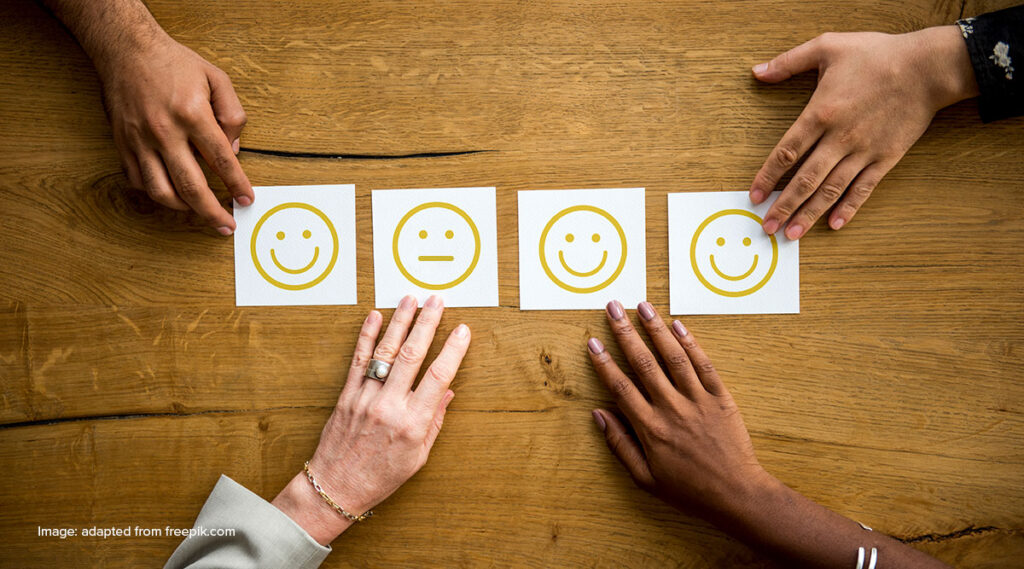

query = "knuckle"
[[224, 109, 247, 127], [695, 361, 717, 376], [664, 353, 692, 371], [792, 174, 819, 196], [612, 319, 636, 337], [772, 200, 796, 218], [812, 104, 838, 126], [607, 377, 635, 399], [818, 182, 846, 202], [349, 352, 370, 370], [211, 152, 237, 174], [374, 342, 399, 361], [175, 179, 205, 202], [849, 182, 876, 202], [425, 363, 453, 386], [773, 146, 799, 170], [631, 355, 660, 376], [397, 342, 425, 364]]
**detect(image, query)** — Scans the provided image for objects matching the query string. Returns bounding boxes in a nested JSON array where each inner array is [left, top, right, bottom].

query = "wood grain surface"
[[1, 0, 1022, 567]]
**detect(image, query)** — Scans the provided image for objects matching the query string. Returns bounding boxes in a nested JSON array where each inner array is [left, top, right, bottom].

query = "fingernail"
[[750, 189, 765, 204], [831, 217, 845, 230], [366, 310, 381, 324], [587, 337, 605, 355], [637, 301, 656, 321], [399, 295, 416, 310], [786, 224, 804, 240], [606, 300, 625, 321], [235, 195, 252, 207], [762, 219, 779, 234], [454, 323, 469, 338], [425, 294, 443, 309], [232, 138, 240, 154], [216, 226, 233, 236], [443, 390, 455, 408], [592, 410, 607, 432], [672, 320, 688, 337], [753, 62, 769, 74]]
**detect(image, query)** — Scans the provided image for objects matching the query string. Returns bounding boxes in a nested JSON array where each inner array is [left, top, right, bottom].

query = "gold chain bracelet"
[[303, 461, 374, 522]]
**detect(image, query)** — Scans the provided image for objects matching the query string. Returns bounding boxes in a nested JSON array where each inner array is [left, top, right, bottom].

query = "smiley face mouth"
[[558, 249, 608, 277], [710, 254, 758, 281], [418, 255, 455, 262], [271, 247, 320, 274]]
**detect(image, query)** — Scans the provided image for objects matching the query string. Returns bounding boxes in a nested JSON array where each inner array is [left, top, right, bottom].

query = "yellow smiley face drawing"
[[250, 202, 339, 291], [690, 209, 778, 297], [539, 205, 627, 294], [392, 202, 481, 290]]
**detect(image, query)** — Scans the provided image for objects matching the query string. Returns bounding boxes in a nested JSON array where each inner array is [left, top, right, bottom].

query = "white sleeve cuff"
[[164, 475, 331, 569]]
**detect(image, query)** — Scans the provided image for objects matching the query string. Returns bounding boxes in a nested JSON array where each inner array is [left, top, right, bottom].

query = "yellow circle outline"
[[539, 205, 627, 294], [689, 209, 777, 298], [251, 202, 339, 291], [392, 202, 481, 290]]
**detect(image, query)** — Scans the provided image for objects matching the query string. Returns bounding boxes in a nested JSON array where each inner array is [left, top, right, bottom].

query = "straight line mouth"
[[418, 255, 455, 262]]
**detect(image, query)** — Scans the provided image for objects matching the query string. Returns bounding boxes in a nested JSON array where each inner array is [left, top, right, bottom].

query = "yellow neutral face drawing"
[[393, 202, 481, 290], [250, 202, 339, 291], [690, 209, 777, 297], [539, 205, 627, 294]]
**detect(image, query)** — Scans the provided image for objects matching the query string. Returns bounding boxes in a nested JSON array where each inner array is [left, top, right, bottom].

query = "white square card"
[[234, 185, 357, 306], [668, 191, 798, 315]]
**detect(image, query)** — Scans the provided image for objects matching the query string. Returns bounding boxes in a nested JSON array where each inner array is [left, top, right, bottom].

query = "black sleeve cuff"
[[957, 5, 1024, 122]]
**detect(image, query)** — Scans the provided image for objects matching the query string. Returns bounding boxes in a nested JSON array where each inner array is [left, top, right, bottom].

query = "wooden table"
[[1, 0, 1021, 566]]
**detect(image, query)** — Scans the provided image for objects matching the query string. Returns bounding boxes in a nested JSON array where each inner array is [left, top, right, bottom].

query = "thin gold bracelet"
[[303, 461, 374, 522]]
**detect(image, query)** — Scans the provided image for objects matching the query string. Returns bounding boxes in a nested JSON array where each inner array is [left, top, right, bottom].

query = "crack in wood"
[[0, 405, 551, 429], [897, 525, 1005, 544], [239, 147, 494, 160]]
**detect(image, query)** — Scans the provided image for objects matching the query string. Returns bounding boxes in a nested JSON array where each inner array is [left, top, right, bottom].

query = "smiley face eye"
[[445, 230, 454, 239], [419, 230, 428, 239], [276, 231, 285, 240], [743, 237, 751, 246], [303, 229, 311, 239], [716, 237, 725, 246], [565, 233, 575, 243], [591, 233, 600, 243]]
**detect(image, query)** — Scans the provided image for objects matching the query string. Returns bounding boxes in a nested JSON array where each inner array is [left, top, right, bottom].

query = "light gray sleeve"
[[164, 475, 331, 569]]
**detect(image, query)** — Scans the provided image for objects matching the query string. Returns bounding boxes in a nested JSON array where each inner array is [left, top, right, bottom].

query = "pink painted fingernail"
[[232, 138, 240, 154], [454, 323, 469, 338], [399, 295, 416, 310], [588, 337, 605, 355], [753, 63, 769, 74], [637, 301, 656, 321], [216, 226, 233, 236], [606, 300, 625, 321], [786, 224, 804, 240], [762, 219, 780, 234], [235, 195, 252, 207], [750, 189, 765, 204], [592, 410, 607, 431], [831, 217, 845, 230], [425, 294, 443, 309], [672, 320, 688, 337]]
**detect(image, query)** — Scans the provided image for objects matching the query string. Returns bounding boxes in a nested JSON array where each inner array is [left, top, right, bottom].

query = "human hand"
[[272, 295, 471, 545], [95, 31, 253, 235], [588, 301, 771, 521], [749, 26, 979, 239]]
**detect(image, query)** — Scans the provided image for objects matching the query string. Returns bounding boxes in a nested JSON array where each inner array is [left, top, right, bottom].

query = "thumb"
[[593, 410, 655, 491], [207, 66, 247, 153], [752, 37, 824, 83]]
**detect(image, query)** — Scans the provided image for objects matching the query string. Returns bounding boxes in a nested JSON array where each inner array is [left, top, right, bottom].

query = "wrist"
[[271, 473, 353, 546], [907, 25, 980, 110]]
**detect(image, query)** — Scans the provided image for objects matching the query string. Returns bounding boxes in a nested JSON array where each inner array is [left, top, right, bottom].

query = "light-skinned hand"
[[272, 296, 471, 545]]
